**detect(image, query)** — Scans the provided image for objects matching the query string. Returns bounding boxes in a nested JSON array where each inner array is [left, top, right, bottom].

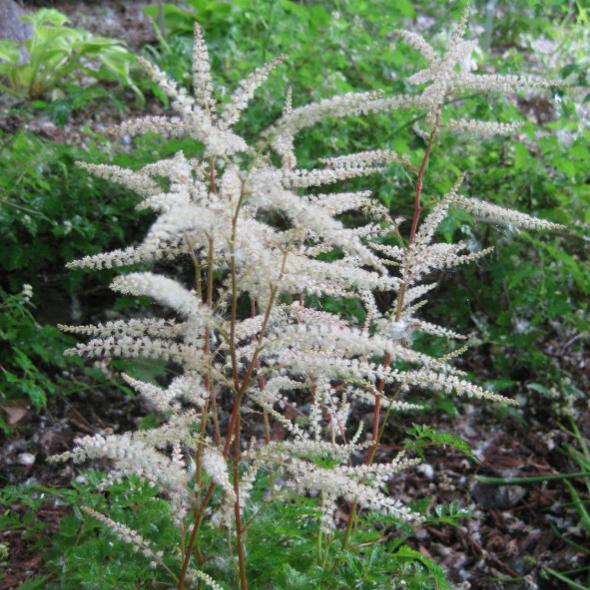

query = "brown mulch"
[[391, 409, 590, 589], [0, 383, 145, 588]]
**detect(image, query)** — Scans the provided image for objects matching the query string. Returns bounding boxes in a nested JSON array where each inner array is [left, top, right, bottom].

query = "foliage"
[[403, 423, 479, 462], [0, 474, 177, 590], [0, 130, 173, 294], [0, 287, 71, 431], [0, 2, 588, 589], [0, 130, 136, 417], [2, 0, 587, 418], [0, 130, 197, 415], [41, 84, 128, 128], [0, 9, 140, 101], [3, 472, 461, 590], [44, 8, 573, 589]]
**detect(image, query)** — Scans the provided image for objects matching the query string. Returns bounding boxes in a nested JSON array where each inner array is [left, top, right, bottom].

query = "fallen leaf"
[[0, 400, 30, 426]]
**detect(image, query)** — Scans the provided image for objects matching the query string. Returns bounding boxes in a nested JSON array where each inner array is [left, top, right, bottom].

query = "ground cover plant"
[[1, 2, 589, 589]]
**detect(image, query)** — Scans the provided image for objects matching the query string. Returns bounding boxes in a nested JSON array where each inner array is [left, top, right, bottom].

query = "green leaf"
[[527, 383, 550, 395], [404, 424, 479, 462], [0, 40, 20, 64], [15, 576, 51, 590], [22, 8, 70, 26], [394, 545, 451, 588]]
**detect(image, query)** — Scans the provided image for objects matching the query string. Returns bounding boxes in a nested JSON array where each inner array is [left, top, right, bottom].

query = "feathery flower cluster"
[[393, 8, 563, 131], [82, 507, 164, 566], [55, 14, 563, 589]]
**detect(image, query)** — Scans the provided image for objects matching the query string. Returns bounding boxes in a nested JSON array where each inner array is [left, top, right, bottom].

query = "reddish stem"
[[177, 483, 215, 589], [209, 157, 217, 193], [343, 116, 440, 550], [407, 114, 439, 247]]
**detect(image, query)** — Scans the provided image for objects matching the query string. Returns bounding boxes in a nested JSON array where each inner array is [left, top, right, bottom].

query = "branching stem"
[[343, 112, 440, 552]]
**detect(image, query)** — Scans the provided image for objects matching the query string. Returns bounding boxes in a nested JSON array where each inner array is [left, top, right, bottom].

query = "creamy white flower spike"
[[394, 7, 563, 128]]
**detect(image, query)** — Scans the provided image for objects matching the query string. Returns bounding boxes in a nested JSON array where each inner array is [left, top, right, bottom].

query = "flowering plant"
[[54, 11, 562, 589]]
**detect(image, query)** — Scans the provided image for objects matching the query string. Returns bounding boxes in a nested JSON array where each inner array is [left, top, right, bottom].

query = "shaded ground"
[[26, 0, 156, 51], [395, 408, 590, 589]]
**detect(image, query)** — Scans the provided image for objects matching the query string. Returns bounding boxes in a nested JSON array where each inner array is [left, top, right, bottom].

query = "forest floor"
[[2, 354, 589, 590], [1, 2, 589, 590]]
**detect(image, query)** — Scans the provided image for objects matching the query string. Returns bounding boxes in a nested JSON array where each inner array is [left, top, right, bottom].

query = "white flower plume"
[[57, 16, 565, 581]]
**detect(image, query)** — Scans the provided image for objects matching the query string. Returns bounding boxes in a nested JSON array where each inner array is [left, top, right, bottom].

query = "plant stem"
[[177, 483, 215, 589], [178, 166, 220, 589], [181, 190, 289, 587], [223, 204, 288, 587], [342, 353, 391, 550], [341, 503, 357, 551], [475, 472, 590, 485], [543, 567, 589, 590], [157, 0, 166, 38], [371, 353, 391, 448], [224, 178, 249, 589], [345, 104, 437, 550], [205, 236, 222, 446], [194, 237, 215, 486], [233, 405, 249, 590], [407, 118, 439, 246], [223, 250, 289, 457], [395, 110, 441, 322]]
